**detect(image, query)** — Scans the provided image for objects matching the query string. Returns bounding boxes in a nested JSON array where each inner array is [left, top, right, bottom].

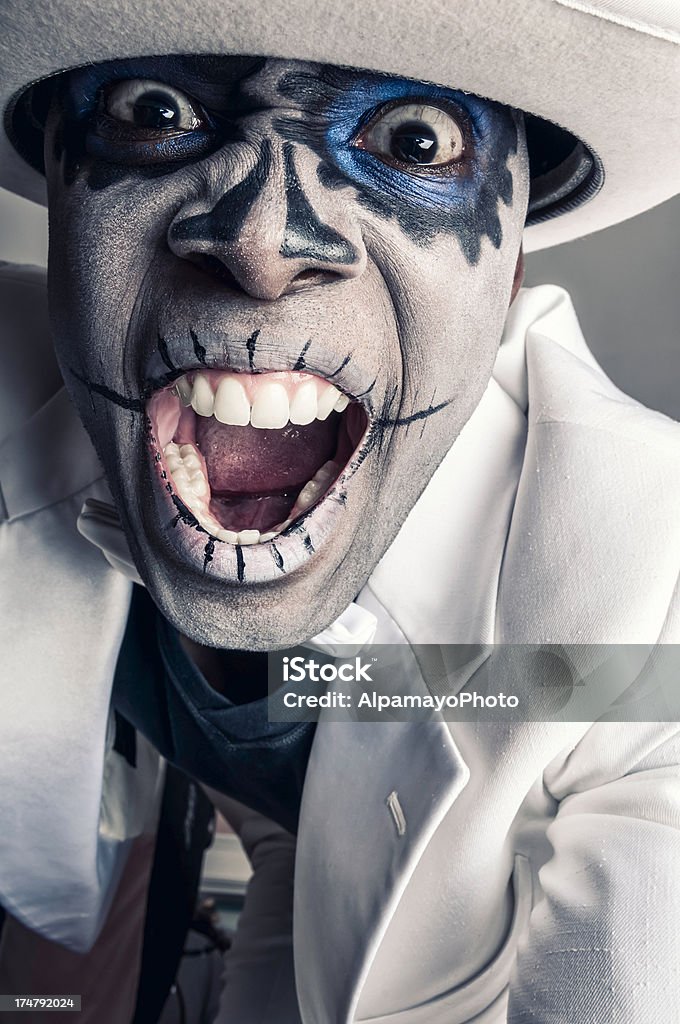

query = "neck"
[[178, 634, 270, 703]]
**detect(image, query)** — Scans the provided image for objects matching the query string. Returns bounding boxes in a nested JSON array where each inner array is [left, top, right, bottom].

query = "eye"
[[356, 101, 466, 169], [100, 79, 206, 132]]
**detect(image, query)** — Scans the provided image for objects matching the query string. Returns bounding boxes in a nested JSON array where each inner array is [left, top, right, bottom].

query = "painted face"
[[43, 55, 528, 649]]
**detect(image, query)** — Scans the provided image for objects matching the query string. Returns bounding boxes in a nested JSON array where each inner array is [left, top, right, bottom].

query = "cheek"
[[365, 216, 522, 412], [45, 160, 183, 373], [358, 178, 525, 502]]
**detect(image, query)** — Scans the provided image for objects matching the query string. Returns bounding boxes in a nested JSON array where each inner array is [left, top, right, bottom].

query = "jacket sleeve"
[[507, 722, 680, 1023]]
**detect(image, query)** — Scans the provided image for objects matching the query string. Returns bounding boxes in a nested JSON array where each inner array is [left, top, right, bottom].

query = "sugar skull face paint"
[[43, 55, 529, 649]]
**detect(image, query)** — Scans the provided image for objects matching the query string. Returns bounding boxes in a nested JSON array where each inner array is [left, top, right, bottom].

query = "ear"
[[509, 245, 525, 306]]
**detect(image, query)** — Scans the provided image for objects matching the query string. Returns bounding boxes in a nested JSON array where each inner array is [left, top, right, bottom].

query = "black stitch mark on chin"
[[294, 338, 312, 371], [235, 545, 245, 582], [67, 366, 144, 411], [271, 543, 285, 572], [246, 328, 260, 371], [203, 538, 215, 573], [157, 333, 177, 373], [190, 328, 207, 365], [171, 494, 203, 531], [328, 353, 351, 379], [280, 143, 358, 266]]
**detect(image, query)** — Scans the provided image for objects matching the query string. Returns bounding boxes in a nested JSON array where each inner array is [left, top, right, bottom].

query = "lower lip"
[[144, 414, 354, 584]]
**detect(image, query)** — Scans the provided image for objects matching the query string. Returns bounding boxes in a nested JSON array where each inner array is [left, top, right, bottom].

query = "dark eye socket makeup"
[[77, 69, 474, 175]]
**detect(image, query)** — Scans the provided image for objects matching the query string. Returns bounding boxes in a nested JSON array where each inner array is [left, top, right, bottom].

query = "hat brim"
[[1, 0, 678, 252]]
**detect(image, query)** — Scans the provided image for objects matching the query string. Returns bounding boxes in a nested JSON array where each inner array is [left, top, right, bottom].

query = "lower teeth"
[[162, 442, 338, 545]]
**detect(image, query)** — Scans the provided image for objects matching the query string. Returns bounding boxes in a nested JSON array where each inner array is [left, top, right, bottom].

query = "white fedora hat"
[[0, 0, 678, 251]]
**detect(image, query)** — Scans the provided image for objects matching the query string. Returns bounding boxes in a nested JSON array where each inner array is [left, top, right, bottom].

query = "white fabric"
[[1, 270, 680, 1022], [293, 287, 680, 1022], [555, 0, 680, 42]]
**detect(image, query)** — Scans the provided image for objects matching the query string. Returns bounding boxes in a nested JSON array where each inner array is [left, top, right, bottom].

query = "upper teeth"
[[173, 371, 350, 428]]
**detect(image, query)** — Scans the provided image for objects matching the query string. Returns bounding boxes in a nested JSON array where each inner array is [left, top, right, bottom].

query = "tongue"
[[194, 414, 340, 532], [196, 414, 340, 492]]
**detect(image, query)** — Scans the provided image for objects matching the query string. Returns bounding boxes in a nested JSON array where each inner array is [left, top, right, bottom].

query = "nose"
[[168, 140, 366, 300]]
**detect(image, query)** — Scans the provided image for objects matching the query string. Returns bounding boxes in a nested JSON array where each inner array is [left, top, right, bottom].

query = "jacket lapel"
[[497, 288, 680, 645], [294, 714, 468, 1024]]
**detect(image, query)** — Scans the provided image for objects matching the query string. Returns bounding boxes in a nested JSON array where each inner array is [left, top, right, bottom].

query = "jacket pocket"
[[356, 854, 533, 1024]]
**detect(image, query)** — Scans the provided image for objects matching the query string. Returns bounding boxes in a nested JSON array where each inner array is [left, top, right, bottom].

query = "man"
[[0, 1, 679, 1021]]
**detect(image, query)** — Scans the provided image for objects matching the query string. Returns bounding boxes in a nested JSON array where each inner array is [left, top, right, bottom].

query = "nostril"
[[290, 268, 342, 288], [187, 254, 244, 292], [183, 252, 347, 297]]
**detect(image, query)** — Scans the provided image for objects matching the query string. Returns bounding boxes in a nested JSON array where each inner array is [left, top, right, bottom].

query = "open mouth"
[[147, 369, 369, 546]]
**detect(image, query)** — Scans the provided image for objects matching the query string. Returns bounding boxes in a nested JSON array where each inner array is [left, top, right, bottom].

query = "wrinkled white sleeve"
[[508, 722, 680, 1022]]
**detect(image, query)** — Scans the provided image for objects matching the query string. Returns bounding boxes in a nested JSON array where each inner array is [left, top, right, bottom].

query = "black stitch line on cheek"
[[378, 383, 399, 457], [157, 333, 177, 372], [294, 338, 312, 371], [303, 533, 315, 555], [420, 390, 438, 438], [354, 376, 377, 399], [280, 142, 358, 266], [271, 543, 285, 572], [344, 395, 452, 484], [246, 328, 260, 371], [190, 328, 207, 365], [328, 353, 351, 378], [374, 398, 453, 428], [405, 388, 418, 439], [67, 366, 145, 411], [235, 545, 245, 582]]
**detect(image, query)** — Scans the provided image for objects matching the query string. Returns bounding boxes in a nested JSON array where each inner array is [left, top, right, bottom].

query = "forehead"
[[62, 53, 502, 114]]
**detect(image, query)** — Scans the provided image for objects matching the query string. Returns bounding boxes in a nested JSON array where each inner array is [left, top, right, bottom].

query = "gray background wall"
[[1, 188, 678, 419]]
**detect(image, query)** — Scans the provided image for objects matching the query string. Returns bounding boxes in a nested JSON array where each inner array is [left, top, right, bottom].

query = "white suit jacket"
[[0, 264, 679, 1022]]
